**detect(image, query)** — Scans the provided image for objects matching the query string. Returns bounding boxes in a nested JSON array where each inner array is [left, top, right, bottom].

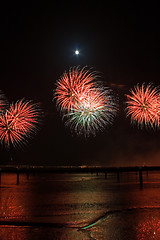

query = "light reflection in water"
[[137, 217, 160, 240], [0, 227, 27, 240], [0, 195, 24, 220], [1, 172, 160, 239]]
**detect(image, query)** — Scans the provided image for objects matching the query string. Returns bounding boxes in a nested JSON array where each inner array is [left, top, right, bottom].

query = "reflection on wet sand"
[[1, 172, 160, 239], [137, 216, 160, 239]]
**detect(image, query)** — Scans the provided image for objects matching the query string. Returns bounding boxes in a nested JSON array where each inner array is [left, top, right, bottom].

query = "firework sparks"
[[0, 99, 41, 149], [126, 83, 160, 128], [64, 87, 117, 137], [54, 66, 98, 112]]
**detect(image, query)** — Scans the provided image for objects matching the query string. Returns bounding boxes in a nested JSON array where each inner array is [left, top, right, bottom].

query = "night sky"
[[1, 1, 160, 166]]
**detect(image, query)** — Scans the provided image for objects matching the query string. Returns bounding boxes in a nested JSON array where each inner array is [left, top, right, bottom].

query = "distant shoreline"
[[0, 165, 160, 173]]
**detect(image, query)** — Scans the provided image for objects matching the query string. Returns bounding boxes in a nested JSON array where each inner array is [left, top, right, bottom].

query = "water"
[[1, 171, 160, 239]]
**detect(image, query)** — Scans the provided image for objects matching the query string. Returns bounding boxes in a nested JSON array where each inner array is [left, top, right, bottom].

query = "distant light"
[[75, 50, 79, 55]]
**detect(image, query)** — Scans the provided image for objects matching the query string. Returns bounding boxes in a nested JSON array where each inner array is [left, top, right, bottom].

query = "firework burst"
[[54, 66, 117, 136], [64, 87, 117, 137], [126, 83, 160, 128], [0, 99, 41, 149], [54, 66, 98, 112]]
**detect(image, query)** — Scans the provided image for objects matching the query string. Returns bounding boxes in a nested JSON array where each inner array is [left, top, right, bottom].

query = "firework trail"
[[54, 66, 98, 112], [126, 83, 160, 128], [0, 99, 41, 149], [64, 87, 117, 137], [0, 91, 8, 114]]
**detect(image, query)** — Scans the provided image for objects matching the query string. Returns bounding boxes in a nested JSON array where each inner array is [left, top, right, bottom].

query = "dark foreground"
[[1, 170, 160, 239]]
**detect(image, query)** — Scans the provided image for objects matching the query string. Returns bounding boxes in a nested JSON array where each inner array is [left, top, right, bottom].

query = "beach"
[[0, 171, 160, 239]]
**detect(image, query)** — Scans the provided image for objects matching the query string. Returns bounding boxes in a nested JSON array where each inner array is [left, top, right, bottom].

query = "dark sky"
[[1, 1, 160, 166]]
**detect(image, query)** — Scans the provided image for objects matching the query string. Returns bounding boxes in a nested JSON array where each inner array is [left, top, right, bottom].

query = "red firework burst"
[[54, 66, 98, 112], [126, 83, 160, 128], [0, 99, 41, 148]]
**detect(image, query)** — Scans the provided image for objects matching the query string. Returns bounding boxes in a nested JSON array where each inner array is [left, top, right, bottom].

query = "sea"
[[0, 170, 160, 239]]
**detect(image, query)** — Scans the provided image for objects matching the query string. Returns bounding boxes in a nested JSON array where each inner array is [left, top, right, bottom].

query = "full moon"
[[75, 50, 79, 55]]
